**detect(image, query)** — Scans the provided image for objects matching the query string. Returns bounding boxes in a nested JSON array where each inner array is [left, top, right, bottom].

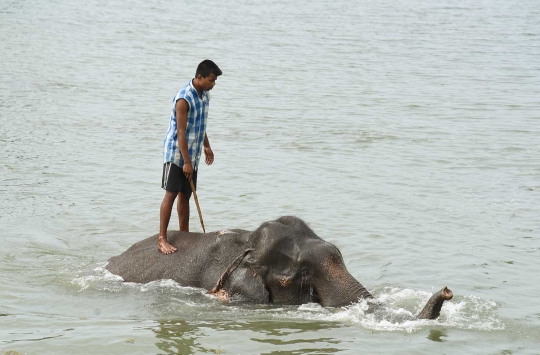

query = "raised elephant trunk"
[[314, 255, 453, 320], [319, 278, 453, 321], [416, 287, 453, 319]]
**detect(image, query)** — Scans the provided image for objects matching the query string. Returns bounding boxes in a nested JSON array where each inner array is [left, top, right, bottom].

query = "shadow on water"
[[426, 329, 447, 343], [150, 319, 344, 355], [152, 319, 203, 355]]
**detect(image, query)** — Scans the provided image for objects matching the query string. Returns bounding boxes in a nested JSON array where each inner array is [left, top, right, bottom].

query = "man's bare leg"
[[159, 190, 178, 254], [178, 191, 191, 232]]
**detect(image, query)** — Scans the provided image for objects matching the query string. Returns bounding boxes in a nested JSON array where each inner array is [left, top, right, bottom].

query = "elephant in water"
[[106, 216, 452, 319]]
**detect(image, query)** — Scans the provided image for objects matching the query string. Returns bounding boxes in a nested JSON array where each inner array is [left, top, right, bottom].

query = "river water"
[[1, 0, 539, 354]]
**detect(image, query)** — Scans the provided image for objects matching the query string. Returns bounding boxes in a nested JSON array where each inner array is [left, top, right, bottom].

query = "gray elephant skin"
[[106, 216, 452, 319]]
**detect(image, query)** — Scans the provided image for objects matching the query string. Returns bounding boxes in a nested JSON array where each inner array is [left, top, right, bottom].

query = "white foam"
[[272, 288, 504, 333], [72, 263, 202, 292], [297, 303, 323, 311], [442, 295, 505, 331], [138, 279, 202, 293], [70, 263, 123, 292]]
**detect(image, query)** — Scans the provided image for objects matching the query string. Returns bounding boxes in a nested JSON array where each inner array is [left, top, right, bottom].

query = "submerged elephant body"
[[106, 216, 452, 319]]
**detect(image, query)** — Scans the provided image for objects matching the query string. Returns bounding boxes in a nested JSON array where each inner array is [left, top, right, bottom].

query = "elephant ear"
[[208, 249, 269, 303]]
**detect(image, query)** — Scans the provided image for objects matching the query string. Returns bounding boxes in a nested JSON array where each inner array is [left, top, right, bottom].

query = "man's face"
[[198, 73, 217, 91]]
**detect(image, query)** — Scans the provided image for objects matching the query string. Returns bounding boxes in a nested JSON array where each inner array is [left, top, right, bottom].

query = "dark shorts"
[[162, 162, 197, 193]]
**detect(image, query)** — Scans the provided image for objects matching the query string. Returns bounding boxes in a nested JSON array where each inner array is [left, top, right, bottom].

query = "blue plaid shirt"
[[163, 80, 210, 170]]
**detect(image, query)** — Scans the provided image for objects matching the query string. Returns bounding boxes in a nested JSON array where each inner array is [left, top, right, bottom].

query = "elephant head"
[[208, 216, 452, 320], [209, 216, 373, 307]]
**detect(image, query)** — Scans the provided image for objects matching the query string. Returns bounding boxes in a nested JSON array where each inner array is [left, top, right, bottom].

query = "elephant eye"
[[301, 269, 309, 277]]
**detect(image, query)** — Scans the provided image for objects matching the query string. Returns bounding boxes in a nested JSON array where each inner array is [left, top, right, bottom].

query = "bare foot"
[[158, 236, 177, 254]]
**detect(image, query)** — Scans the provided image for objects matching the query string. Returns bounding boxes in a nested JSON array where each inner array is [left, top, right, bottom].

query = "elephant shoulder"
[[195, 230, 252, 289]]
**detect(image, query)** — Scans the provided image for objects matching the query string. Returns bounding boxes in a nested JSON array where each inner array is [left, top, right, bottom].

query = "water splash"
[[441, 295, 505, 331], [71, 268, 505, 333], [276, 287, 505, 333], [71, 263, 202, 294], [70, 263, 123, 292]]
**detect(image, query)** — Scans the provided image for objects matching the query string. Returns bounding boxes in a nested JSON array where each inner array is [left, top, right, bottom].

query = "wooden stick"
[[189, 179, 206, 233]]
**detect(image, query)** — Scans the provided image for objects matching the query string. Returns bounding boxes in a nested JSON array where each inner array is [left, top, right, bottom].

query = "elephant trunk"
[[416, 287, 453, 319], [316, 269, 373, 307]]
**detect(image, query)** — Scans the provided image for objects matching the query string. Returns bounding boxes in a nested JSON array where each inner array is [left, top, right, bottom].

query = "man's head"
[[194, 60, 222, 91]]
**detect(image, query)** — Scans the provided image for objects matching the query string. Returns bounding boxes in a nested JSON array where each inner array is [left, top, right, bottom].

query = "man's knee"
[[178, 191, 192, 201], [164, 190, 178, 201]]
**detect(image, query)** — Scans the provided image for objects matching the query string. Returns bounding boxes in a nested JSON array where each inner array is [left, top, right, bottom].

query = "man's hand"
[[183, 162, 194, 181], [204, 146, 214, 165]]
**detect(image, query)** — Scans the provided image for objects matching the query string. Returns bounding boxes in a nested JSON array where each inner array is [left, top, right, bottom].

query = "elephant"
[[106, 216, 452, 319]]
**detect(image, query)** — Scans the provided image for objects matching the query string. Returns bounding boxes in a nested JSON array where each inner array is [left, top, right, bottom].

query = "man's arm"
[[204, 133, 214, 165], [176, 99, 193, 180]]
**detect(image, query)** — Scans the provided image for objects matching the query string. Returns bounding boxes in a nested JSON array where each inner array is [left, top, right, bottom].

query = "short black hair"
[[195, 60, 222, 78]]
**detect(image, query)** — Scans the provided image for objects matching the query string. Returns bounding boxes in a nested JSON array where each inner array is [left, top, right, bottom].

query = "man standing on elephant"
[[159, 60, 222, 254]]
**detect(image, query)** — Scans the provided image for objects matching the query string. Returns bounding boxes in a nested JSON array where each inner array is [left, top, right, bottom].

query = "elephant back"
[[106, 229, 252, 289]]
